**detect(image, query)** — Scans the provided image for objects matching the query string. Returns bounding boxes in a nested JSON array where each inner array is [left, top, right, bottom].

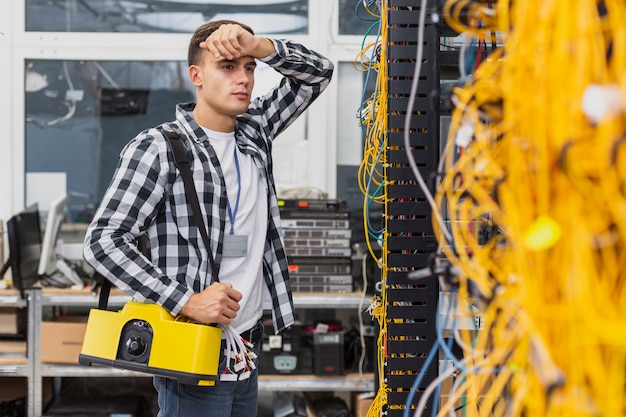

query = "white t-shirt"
[[202, 128, 268, 333]]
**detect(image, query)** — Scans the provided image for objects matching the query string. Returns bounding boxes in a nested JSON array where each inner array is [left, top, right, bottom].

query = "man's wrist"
[[253, 37, 276, 58]]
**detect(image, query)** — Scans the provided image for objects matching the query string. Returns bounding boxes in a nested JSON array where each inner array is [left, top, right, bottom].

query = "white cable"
[[448, 371, 462, 417], [63, 61, 75, 91], [411, 364, 457, 417], [47, 61, 76, 126], [413, 352, 496, 417], [458, 33, 471, 82], [93, 61, 120, 89], [402, 0, 453, 245], [219, 325, 253, 381], [47, 101, 76, 126]]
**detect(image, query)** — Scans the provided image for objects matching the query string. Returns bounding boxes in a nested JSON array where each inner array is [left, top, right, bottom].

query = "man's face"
[[190, 51, 256, 121]]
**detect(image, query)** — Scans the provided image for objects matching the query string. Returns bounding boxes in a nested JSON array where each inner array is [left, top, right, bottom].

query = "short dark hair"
[[187, 20, 255, 67]]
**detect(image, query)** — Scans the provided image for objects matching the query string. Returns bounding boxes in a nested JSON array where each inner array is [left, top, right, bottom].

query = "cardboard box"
[[41, 316, 88, 364], [0, 341, 27, 365], [0, 307, 26, 337], [352, 392, 374, 417]]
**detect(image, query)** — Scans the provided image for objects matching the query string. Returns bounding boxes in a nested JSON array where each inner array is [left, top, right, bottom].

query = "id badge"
[[223, 234, 248, 257]]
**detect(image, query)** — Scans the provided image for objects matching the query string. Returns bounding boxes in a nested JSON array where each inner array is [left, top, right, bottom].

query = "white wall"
[[0, 1, 14, 222]]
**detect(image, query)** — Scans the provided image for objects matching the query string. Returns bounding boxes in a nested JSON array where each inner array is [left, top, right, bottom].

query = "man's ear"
[[189, 64, 202, 87]]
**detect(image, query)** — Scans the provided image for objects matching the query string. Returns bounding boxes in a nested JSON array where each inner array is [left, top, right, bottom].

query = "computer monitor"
[[4, 205, 42, 299], [37, 193, 67, 276]]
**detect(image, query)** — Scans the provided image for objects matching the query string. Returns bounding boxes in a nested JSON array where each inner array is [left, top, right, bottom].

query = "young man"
[[83, 20, 333, 417]]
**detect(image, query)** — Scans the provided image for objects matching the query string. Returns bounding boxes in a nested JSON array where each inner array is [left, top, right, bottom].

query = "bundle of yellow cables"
[[434, 0, 626, 416], [355, 2, 390, 414]]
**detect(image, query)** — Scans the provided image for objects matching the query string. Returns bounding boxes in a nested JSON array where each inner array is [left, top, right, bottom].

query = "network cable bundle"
[[355, 0, 626, 417], [429, 1, 625, 417], [354, 0, 448, 415], [279, 199, 354, 293]]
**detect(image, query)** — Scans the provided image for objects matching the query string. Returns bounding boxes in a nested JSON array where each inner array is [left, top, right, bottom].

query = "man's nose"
[[236, 68, 250, 84]]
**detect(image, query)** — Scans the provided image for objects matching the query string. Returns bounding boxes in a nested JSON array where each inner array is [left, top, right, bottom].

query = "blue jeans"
[[153, 324, 263, 417]]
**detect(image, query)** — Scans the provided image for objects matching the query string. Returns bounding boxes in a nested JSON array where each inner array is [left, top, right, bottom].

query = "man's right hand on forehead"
[[199, 23, 274, 61]]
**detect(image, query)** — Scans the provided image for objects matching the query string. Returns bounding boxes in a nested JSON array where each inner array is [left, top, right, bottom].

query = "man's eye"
[[223, 64, 233, 70]]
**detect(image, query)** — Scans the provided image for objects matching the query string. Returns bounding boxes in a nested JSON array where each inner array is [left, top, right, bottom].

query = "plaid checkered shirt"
[[83, 39, 334, 333]]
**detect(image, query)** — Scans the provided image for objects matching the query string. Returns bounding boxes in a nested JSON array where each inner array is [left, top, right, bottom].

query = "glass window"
[[338, 0, 380, 36], [25, 0, 308, 34], [25, 59, 195, 222], [24, 58, 305, 222]]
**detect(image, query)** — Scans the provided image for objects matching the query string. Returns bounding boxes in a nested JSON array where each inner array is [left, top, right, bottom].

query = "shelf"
[[0, 363, 29, 377], [1, 287, 375, 417], [0, 340, 28, 376], [0, 357, 27, 365], [0, 289, 28, 307], [258, 373, 374, 392], [41, 288, 129, 307], [293, 292, 369, 309], [41, 364, 147, 378], [39, 363, 374, 392], [0, 298, 29, 377], [40, 288, 371, 309]]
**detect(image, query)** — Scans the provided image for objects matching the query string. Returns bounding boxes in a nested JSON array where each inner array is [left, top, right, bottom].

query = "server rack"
[[385, 1, 441, 416]]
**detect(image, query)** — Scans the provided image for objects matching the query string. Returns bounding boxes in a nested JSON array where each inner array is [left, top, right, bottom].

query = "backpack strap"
[[161, 128, 220, 284], [97, 128, 219, 310]]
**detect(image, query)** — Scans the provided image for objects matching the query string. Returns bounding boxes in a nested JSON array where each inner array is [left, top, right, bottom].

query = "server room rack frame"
[[384, 1, 441, 416]]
